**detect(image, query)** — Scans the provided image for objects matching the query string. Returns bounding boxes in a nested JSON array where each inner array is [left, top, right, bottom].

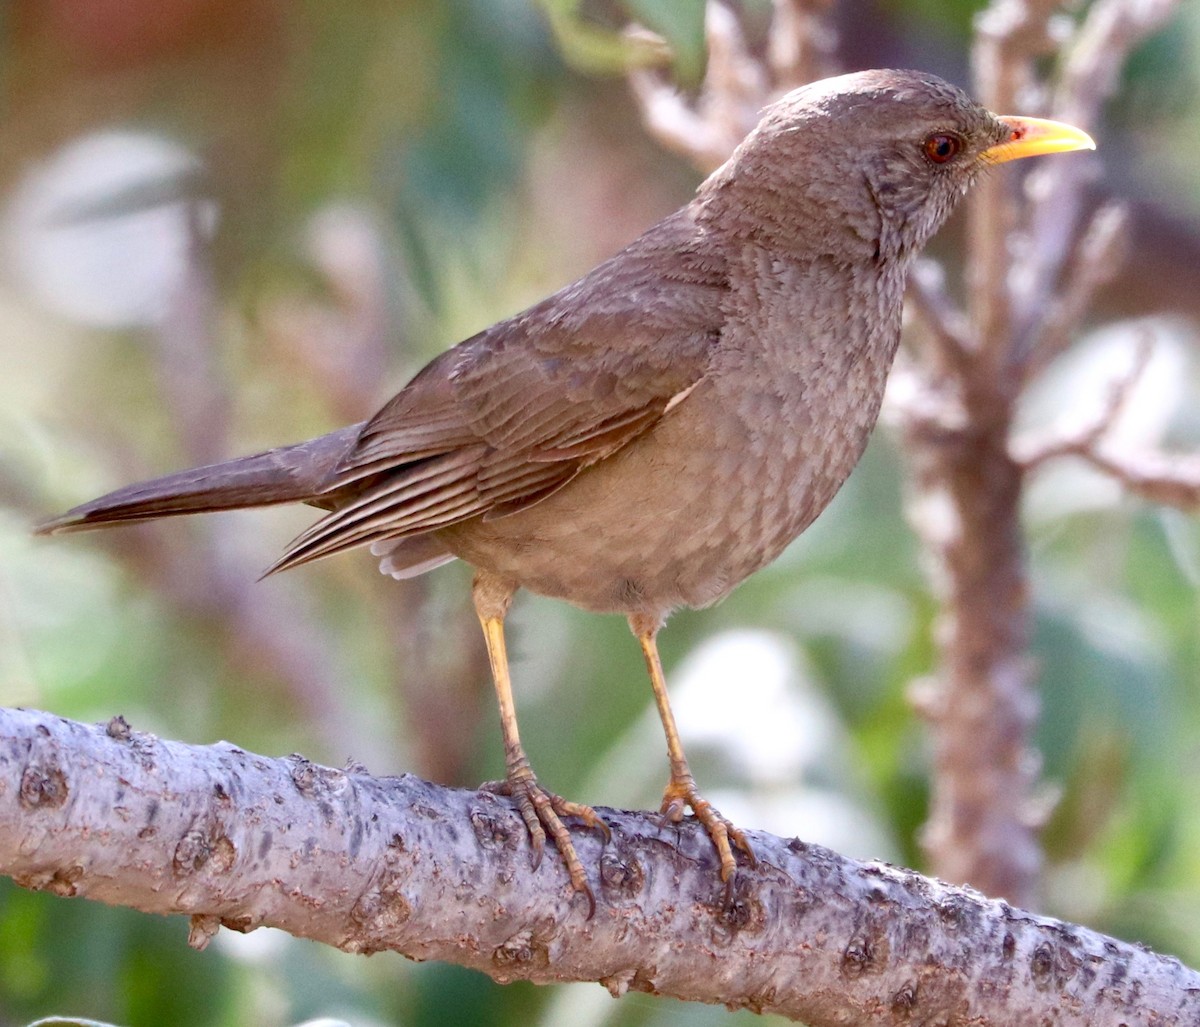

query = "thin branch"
[[1057, 0, 1180, 139], [626, 67, 732, 173], [1013, 0, 1182, 364], [1020, 201, 1131, 384], [1013, 329, 1200, 509], [1014, 329, 1155, 471], [767, 0, 839, 91], [905, 258, 977, 376], [969, 0, 1061, 378], [627, 0, 839, 175], [1072, 447, 1200, 507], [628, 2, 765, 173], [3, 706, 1199, 1026]]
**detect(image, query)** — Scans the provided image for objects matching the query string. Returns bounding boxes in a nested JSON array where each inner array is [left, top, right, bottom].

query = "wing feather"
[[272, 206, 727, 573]]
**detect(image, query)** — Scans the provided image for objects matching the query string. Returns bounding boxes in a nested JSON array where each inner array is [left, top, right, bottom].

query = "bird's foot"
[[483, 762, 610, 915], [660, 772, 756, 881]]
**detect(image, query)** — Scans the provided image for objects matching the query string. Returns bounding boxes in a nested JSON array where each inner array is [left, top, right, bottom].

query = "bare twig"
[[626, 68, 733, 173], [1020, 201, 1131, 384], [1014, 0, 1182, 367], [906, 258, 977, 376], [1072, 447, 1200, 508], [768, 0, 839, 91], [969, 0, 1061, 378], [1056, 0, 1180, 127], [628, 2, 765, 172], [627, 0, 838, 174], [4, 705, 1199, 1026], [1014, 329, 1155, 470], [1013, 329, 1200, 509]]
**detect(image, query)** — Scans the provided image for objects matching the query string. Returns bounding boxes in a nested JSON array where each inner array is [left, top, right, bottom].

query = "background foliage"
[[1, 0, 1198, 1023]]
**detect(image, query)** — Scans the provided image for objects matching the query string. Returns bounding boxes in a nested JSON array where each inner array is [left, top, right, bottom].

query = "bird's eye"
[[923, 133, 962, 164]]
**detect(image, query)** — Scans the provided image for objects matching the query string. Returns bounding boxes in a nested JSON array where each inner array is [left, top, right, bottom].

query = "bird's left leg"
[[473, 572, 609, 909], [631, 613, 757, 881]]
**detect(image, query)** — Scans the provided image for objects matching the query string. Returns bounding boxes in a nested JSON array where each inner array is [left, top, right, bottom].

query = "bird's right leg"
[[472, 572, 609, 909], [631, 613, 756, 882]]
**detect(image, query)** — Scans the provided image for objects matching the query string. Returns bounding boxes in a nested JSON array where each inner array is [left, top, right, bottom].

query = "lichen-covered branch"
[[3, 706, 1199, 1026]]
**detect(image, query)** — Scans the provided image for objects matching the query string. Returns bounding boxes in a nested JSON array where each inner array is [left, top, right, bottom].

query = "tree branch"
[[1019, 201, 1131, 385], [1014, 0, 1179, 370], [767, 0, 839, 92], [1066, 446, 1200, 507], [896, 0, 1066, 909], [3, 705, 1199, 1026], [1014, 328, 1200, 510], [627, 2, 764, 173], [627, 0, 839, 175], [1013, 328, 1155, 471], [906, 258, 977, 376]]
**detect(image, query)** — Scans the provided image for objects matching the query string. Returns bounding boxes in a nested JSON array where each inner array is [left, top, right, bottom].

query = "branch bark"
[[3, 706, 1199, 1026]]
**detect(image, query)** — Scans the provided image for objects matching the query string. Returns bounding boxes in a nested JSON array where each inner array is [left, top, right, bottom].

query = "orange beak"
[[982, 115, 1096, 164]]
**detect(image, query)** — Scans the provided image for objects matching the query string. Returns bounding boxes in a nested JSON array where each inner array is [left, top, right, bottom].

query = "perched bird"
[[38, 69, 1094, 910]]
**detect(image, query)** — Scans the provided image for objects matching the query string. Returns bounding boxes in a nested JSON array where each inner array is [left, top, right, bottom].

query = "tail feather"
[[36, 423, 366, 535]]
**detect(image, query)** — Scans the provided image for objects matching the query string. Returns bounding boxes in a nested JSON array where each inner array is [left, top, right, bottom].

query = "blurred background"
[[1, 0, 1199, 1024]]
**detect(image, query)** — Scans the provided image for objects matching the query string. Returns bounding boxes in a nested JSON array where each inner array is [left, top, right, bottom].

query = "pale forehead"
[[786, 69, 977, 115], [766, 69, 996, 140]]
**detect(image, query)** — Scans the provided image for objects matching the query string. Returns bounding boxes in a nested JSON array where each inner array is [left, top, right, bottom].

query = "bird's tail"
[[36, 423, 365, 535]]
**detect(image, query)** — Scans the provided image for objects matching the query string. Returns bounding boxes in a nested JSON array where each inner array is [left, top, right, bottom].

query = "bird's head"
[[699, 68, 1094, 264]]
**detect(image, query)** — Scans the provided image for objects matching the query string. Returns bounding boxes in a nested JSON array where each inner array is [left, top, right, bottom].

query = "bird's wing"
[[270, 209, 726, 571]]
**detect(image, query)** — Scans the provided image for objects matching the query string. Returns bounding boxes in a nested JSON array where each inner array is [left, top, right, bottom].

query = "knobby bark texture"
[[3, 706, 1199, 1026], [902, 408, 1037, 905]]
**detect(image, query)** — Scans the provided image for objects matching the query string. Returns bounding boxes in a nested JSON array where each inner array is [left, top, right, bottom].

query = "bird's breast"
[[440, 255, 904, 617]]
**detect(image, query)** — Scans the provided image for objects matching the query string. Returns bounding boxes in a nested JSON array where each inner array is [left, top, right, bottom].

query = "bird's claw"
[[483, 766, 609, 915], [660, 774, 757, 881]]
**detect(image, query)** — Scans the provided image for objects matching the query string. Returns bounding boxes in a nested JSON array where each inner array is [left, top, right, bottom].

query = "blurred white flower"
[[3, 130, 216, 329]]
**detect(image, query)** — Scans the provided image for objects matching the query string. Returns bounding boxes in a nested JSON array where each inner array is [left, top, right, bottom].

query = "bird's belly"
[[438, 376, 879, 616]]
